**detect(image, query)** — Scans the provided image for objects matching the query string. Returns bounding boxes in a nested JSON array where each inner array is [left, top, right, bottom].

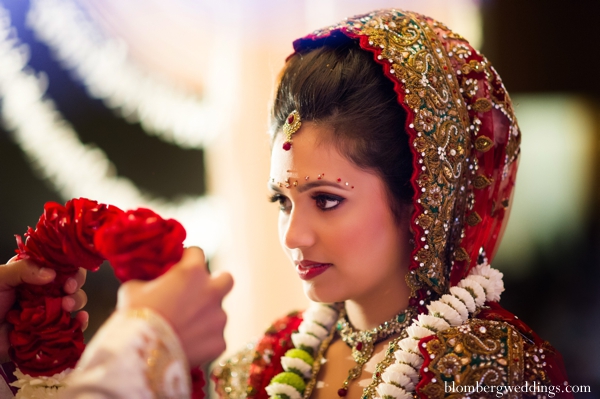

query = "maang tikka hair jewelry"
[[282, 110, 301, 151]]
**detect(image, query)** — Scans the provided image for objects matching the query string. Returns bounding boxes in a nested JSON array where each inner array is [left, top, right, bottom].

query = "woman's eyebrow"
[[268, 183, 283, 193], [297, 180, 348, 193]]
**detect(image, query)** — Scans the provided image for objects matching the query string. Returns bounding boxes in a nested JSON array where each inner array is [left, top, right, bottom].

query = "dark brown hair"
[[271, 35, 414, 220]]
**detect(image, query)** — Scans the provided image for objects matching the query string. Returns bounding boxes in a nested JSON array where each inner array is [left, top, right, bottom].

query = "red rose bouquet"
[[94, 208, 186, 281], [9, 199, 120, 377], [6, 198, 202, 398]]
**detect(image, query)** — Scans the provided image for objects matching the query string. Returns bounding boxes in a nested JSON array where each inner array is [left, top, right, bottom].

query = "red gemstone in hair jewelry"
[[356, 342, 363, 351], [282, 142, 292, 151], [338, 388, 348, 397], [287, 114, 295, 124]]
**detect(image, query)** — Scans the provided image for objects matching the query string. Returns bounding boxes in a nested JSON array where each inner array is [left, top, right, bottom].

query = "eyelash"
[[268, 193, 345, 212], [268, 194, 290, 212], [311, 193, 344, 211]]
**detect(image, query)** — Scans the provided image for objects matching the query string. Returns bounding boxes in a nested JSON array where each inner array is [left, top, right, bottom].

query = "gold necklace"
[[335, 306, 417, 397]]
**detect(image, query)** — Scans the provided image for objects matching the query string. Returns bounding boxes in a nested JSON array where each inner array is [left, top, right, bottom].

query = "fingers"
[[62, 289, 88, 312], [165, 247, 211, 288], [177, 247, 207, 272], [183, 306, 229, 367], [210, 271, 234, 300], [172, 250, 233, 311], [174, 248, 233, 298], [63, 268, 87, 295], [116, 280, 143, 310], [75, 311, 89, 332], [0, 259, 56, 290]]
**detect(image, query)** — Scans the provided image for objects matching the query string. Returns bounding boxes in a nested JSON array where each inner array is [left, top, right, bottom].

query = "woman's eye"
[[313, 194, 344, 211], [268, 194, 291, 212]]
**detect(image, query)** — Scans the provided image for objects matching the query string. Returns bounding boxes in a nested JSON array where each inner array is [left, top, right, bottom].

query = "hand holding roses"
[[0, 259, 88, 364], [6, 199, 200, 381], [117, 247, 233, 367]]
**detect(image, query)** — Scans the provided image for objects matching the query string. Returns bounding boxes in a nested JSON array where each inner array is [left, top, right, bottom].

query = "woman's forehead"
[[270, 124, 350, 179]]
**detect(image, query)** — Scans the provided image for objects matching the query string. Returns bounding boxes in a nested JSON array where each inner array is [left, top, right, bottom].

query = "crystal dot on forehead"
[[269, 174, 354, 189]]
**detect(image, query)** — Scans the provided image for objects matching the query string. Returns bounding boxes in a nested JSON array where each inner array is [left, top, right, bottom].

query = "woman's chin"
[[302, 282, 344, 304]]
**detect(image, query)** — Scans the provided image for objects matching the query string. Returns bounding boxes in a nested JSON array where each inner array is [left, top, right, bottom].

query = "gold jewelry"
[[282, 110, 301, 151], [335, 306, 416, 397]]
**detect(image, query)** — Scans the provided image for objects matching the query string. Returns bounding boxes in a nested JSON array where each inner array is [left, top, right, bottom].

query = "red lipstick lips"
[[295, 260, 332, 280]]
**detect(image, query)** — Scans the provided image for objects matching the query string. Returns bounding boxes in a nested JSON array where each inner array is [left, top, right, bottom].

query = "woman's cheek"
[[338, 210, 376, 251], [277, 215, 290, 258]]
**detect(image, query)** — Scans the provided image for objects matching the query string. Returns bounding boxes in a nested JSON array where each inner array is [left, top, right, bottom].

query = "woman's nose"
[[282, 209, 315, 250]]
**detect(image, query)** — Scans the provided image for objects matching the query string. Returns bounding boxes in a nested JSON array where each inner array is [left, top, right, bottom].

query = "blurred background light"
[[28, 0, 240, 149], [0, 3, 223, 256], [496, 95, 596, 272]]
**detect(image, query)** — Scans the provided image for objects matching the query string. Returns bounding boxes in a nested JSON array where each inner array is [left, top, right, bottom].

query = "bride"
[[0, 8, 572, 399], [212, 9, 572, 399]]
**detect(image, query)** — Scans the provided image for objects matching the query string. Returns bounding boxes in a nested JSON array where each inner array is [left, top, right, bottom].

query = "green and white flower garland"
[[265, 262, 504, 399], [265, 304, 338, 399]]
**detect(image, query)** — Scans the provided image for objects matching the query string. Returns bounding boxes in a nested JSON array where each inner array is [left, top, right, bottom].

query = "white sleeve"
[[60, 308, 191, 399]]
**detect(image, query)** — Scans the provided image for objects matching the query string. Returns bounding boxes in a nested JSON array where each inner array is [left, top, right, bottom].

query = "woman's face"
[[269, 122, 412, 304]]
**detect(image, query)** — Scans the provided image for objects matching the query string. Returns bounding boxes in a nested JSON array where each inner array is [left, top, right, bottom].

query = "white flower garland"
[[266, 262, 504, 399], [10, 369, 71, 399]]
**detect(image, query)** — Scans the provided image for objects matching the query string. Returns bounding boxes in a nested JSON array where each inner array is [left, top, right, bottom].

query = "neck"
[[344, 276, 410, 331]]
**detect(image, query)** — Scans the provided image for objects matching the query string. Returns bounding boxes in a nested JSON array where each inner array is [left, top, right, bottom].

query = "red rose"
[[9, 199, 187, 379], [7, 296, 84, 376], [94, 208, 186, 282], [16, 202, 77, 274], [15, 198, 119, 273], [191, 368, 206, 399], [9, 198, 120, 377], [63, 198, 122, 272]]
